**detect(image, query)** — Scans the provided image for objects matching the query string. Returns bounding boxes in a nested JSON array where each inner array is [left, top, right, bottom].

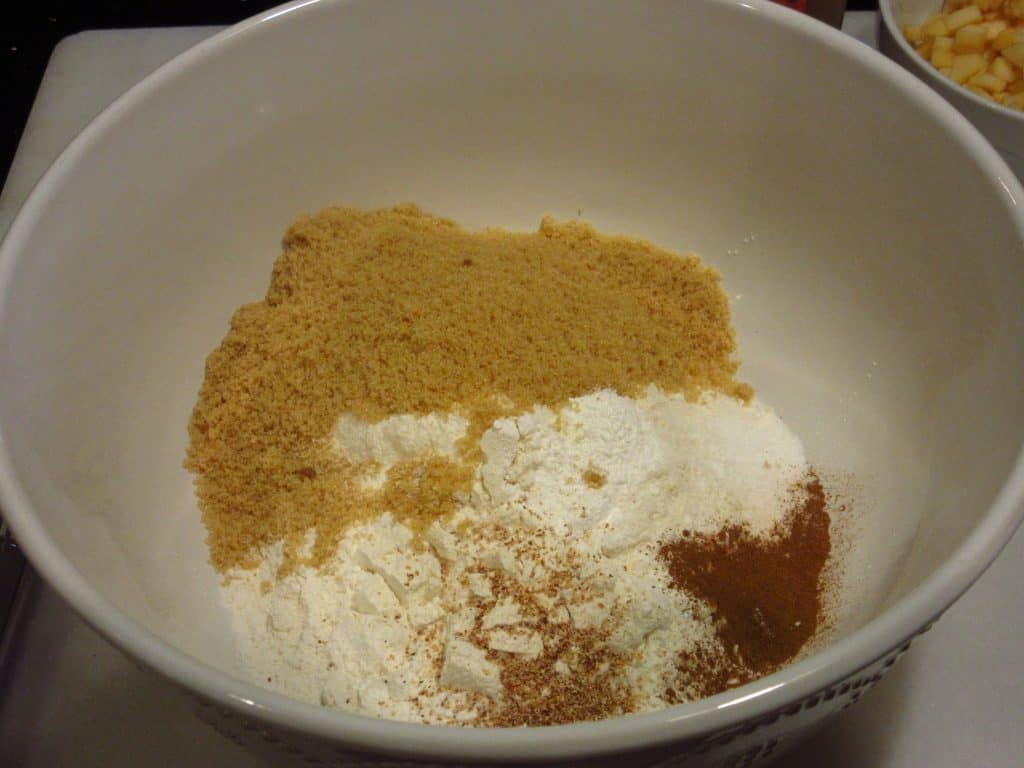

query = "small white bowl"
[[880, 0, 1024, 175], [1, 0, 1023, 765]]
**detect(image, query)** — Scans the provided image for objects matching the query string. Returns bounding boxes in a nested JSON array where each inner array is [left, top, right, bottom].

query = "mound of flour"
[[222, 388, 808, 724]]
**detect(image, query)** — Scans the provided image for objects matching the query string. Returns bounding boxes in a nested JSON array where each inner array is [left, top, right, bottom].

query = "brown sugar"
[[186, 205, 749, 573]]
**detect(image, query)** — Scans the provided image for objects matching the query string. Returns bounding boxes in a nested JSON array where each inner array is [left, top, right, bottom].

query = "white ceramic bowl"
[[1, 0, 1023, 765], [880, 0, 1024, 176]]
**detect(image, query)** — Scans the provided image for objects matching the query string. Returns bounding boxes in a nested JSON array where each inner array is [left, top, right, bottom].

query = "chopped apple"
[[900, 0, 1024, 111], [993, 28, 1016, 50], [950, 52, 988, 83], [1003, 92, 1024, 108], [982, 19, 1009, 40], [990, 55, 1019, 81], [946, 5, 984, 31], [954, 24, 988, 52], [1001, 42, 1024, 66], [923, 17, 951, 37], [969, 71, 1008, 91], [932, 36, 956, 67]]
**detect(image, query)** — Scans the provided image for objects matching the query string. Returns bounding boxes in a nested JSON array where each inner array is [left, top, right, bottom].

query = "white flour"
[[222, 388, 808, 724]]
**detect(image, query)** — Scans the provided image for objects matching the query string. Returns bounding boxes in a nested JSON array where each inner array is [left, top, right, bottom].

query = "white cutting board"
[[0, 17, 1021, 768]]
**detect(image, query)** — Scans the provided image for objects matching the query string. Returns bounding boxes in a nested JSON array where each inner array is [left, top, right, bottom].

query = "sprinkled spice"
[[659, 475, 832, 690], [582, 467, 607, 489]]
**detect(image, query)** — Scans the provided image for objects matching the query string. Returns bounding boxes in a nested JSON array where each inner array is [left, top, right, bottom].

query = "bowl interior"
[[889, 0, 942, 21], [1, 0, 1023, 720]]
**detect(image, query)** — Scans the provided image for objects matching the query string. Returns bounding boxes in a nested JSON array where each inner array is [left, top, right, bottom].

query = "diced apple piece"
[[932, 36, 956, 67], [946, 5, 984, 31], [1003, 92, 1024, 109], [1006, 0, 1024, 21], [954, 24, 988, 52], [950, 52, 988, 83], [969, 71, 1008, 91], [993, 28, 1016, 51], [990, 55, 1019, 81], [923, 17, 951, 37], [981, 19, 1008, 40], [1001, 42, 1024, 67], [903, 24, 925, 44]]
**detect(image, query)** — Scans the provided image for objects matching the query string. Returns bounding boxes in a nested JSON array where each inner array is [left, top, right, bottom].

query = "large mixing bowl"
[[1, 0, 1022, 765]]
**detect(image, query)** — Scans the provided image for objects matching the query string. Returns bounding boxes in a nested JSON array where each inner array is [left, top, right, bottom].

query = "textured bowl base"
[[186, 631, 923, 768]]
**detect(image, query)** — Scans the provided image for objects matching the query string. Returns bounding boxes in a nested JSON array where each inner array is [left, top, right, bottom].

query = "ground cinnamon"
[[658, 474, 831, 692]]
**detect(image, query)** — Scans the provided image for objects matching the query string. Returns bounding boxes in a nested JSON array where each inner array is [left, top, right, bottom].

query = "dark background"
[[2, 0, 880, 192]]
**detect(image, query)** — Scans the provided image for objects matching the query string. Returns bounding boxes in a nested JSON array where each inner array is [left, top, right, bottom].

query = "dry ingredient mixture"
[[187, 205, 837, 726]]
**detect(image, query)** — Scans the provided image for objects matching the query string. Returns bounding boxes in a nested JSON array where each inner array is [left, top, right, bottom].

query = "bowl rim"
[[878, 0, 1024, 128], [1, 0, 1024, 761]]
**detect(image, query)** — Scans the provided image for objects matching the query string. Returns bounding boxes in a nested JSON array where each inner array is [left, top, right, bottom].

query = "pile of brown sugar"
[[186, 204, 750, 573]]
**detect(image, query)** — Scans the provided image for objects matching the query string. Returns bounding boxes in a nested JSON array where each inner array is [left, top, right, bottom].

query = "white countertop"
[[0, 15, 1021, 767]]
